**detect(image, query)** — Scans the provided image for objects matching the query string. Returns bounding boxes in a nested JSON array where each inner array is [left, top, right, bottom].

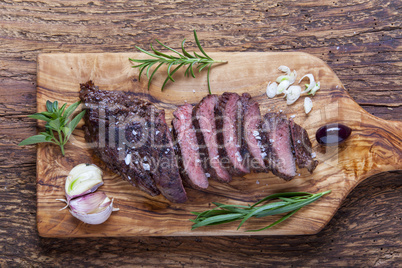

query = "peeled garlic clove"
[[276, 80, 290, 95], [276, 75, 290, 83], [65, 163, 103, 201], [309, 82, 320, 96], [278, 65, 291, 75], [299, 74, 316, 93], [70, 197, 119, 224], [266, 82, 278, 98], [304, 97, 313, 114], [289, 70, 297, 84], [286, 85, 302, 105]]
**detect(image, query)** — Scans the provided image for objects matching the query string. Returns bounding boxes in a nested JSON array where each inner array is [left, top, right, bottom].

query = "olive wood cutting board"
[[36, 52, 402, 237]]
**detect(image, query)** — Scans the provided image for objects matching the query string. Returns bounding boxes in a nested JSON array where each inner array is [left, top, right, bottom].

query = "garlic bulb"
[[65, 163, 103, 201], [69, 192, 119, 225], [59, 163, 119, 225]]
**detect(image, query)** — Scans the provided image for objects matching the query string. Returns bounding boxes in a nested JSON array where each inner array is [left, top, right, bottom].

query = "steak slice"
[[193, 95, 232, 182], [241, 93, 267, 172], [172, 104, 209, 189], [261, 113, 297, 181], [289, 118, 318, 173], [79, 81, 187, 203], [216, 92, 250, 176]]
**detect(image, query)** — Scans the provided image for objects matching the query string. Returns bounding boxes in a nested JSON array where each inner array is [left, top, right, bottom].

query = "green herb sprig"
[[18, 100, 85, 156], [129, 30, 227, 94], [190, 190, 331, 232]]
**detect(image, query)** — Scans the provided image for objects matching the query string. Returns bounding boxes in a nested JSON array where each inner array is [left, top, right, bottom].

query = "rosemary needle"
[[129, 30, 227, 94], [190, 190, 331, 232]]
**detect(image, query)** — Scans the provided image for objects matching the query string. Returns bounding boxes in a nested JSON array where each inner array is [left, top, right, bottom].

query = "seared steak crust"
[[79, 81, 187, 203]]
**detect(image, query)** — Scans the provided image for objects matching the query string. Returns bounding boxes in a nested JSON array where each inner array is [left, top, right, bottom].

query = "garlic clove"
[[304, 97, 313, 114], [276, 75, 290, 83], [69, 191, 109, 214], [278, 65, 291, 75], [309, 82, 321, 96], [266, 82, 278, 98], [289, 70, 297, 84], [69, 197, 118, 225], [299, 74, 316, 93], [65, 163, 103, 201], [286, 85, 302, 105], [276, 80, 290, 95]]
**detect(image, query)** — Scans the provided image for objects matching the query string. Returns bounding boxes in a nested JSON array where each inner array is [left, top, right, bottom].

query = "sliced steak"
[[192, 95, 232, 182], [261, 113, 297, 181], [241, 93, 267, 172], [289, 118, 318, 173], [151, 110, 188, 203], [172, 104, 209, 189], [79, 81, 187, 203], [216, 92, 250, 176]]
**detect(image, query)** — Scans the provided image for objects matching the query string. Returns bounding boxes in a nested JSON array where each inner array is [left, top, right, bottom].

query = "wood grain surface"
[[1, 0, 401, 266], [36, 52, 402, 237]]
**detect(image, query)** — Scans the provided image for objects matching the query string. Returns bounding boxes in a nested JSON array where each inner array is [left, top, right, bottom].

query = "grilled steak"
[[192, 95, 232, 182], [216, 92, 250, 176], [289, 118, 318, 173], [261, 113, 297, 180], [79, 81, 187, 203], [241, 93, 267, 172], [173, 104, 209, 189]]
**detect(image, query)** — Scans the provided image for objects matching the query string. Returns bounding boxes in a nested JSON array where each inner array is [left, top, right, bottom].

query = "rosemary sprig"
[[190, 190, 331, 232], [129, 30, 227, 94], [18, 100, 85, 156]]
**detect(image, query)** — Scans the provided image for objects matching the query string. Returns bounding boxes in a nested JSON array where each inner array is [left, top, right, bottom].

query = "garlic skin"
[[65, 163, 103, 201], [69, 193, 119, 225]]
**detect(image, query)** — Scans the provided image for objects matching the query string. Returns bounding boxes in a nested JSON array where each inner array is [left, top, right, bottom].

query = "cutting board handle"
[[354, 113, 402, 184]]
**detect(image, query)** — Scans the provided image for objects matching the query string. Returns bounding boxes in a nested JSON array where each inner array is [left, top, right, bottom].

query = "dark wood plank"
[[0, 0, 400, 266]]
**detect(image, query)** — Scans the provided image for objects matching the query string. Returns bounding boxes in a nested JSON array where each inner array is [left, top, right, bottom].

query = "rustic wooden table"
[[1, 0, 401, 266]]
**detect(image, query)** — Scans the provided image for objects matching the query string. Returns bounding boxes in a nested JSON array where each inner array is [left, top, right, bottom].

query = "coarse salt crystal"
[[132, 130, 137, 135], [311, 152, 316, 158], [155, 130, 160, 135], [125, 153, 132, 165], [143, 163, 150, 171], [290, 114, 296, 118], [256, 180, 260, 185], [269, 139, 275, 143], [261, 152, 267, 158], [205, 173, 210, 178]]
